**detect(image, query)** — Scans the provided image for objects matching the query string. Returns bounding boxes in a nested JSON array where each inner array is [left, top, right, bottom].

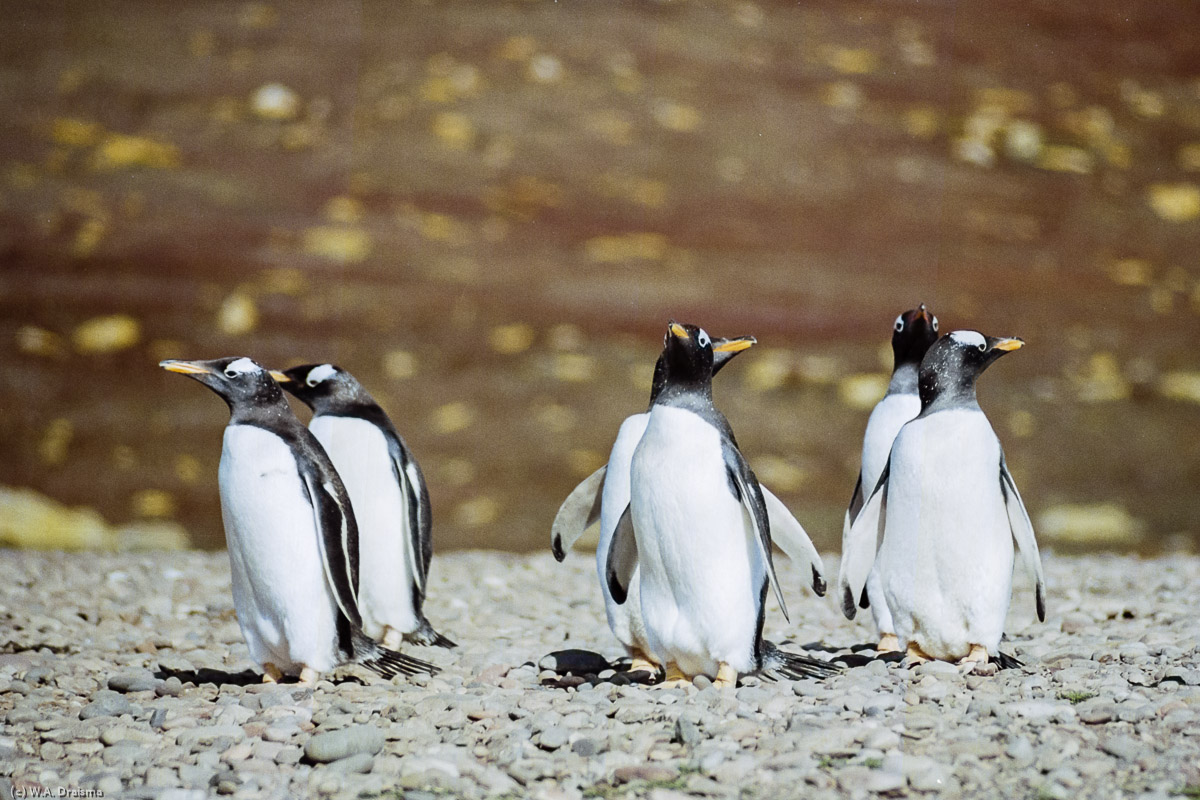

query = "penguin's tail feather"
[[405, 617, 458, 649], [992, 650, 1023, 670], [760, 641, 843, 681], [351, 630, 439, 679]]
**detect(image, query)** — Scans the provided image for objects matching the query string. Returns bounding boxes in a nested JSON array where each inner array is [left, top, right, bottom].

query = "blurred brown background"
[[1, 0, 1198, 554]]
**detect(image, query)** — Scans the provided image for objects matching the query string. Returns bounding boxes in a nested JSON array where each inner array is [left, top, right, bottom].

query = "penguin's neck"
[[229, 393, 301, 429], [919, 369, 980, 414], [886, 361, 920, 396]]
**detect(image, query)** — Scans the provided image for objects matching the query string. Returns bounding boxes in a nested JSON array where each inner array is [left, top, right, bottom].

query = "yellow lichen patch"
[[51, 117, 100, 148], [431, 402, 475, 434], [438, 457, 475, 487], [1108, 258, 1153, 287], [527, 54, 564, 84], [822, 81, 863, 111], [116, 521, 189, 550], [1149, 286, 1174, 314], [419, 212, 471, 246], [744, 350, 792, 392], [548, 324, 585, 353], [1004, 120, 1043, 162], [1158, 371, 1200, 404], [301, 225, 372, 263], [73, 217, 108, 257], [838, 374, 889, 410], [251, 83, 298, 120], [903, 106, 939, 139], [1179, 143, 1200, 171], [535, 402, 577, 434], [382, 350, 417, 380], [483, 177, 564, 222], [91, 134, 180, 171], [453, 495, 500, 527], [653, 102, 702, 133], [16, 325, 67, 358], [324, 195, 362, 225], [0, 486, 114, 550], [432, 111, 476, 150], [824, 47, 878, 75], [752, 455, 808, 493], [39, 419, 74, 466], [594, 173, 667, 209], [489, 323, 536, 355], [132, 489, 176, 518], [1008, 409, 1035, 438], [567, 448, 605, 476], [217, 291, 258, 336], [257, 267, 307, 296], [1147, 183, 1200, 223], [1036, 145, 1093, 174], [174, 454, 203, 484], [1036, 503, 1145, 547], [975, 88, 1035, 116], [73, 314, 141, 354], [1070, 353, 1130, 403], [584, 233, 669, 263], [552, 353, 595, 383], [497, 35, 536, 61]]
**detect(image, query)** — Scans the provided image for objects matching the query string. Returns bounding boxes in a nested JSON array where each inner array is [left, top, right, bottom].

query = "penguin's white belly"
[[878, 410, 1013, 659], [859, 392, 921, 636], [631, 406, 762, 676], [596, 414, 653, 661], [310, 415, 418, 640], [218, 425, 340, 674]]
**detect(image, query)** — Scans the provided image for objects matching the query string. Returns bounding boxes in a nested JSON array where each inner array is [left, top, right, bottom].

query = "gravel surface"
[[1, 549, 1198, 799]]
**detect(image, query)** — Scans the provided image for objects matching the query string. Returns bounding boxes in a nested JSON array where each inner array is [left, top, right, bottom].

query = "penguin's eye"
[[307, 377, 319, 387], [697, 330, 711, 348], [932, 317, 939, 333], [977, 342, 987, 352], [224, 369, 238, 378], [894, 315, 904, 332]]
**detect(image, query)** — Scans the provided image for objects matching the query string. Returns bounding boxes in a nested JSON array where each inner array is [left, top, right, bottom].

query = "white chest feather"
[[878, 408, 1014, 657], [630, 405, 762, 674], [218, 425, 339, 672], [861, 392, 921, 494], [308, 414, 418, 637]]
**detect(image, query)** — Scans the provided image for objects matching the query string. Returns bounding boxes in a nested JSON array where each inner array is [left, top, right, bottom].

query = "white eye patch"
[[697, 329, 711, 348], [225, 357, 260, 376], [894, 314, 904, 332], [932, 316, 939, 332], [949, 330, 986, 349], [306, 364, 337, 387]]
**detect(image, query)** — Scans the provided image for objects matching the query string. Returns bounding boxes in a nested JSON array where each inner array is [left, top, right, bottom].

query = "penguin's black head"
[[891, 304, 939, 368], [649, 331, 755, 403], [918, 330, 1023, 409], [159, 357, 287, 413], [274, 363, 371, 413]]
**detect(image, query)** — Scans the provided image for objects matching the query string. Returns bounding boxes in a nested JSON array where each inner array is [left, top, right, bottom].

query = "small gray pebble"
[[80, 690, 133, 720], [108, 671, 160, 693], [303, 725, 385, 763]]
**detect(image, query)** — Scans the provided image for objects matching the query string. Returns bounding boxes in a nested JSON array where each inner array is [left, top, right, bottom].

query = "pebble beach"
[[1, 549, 1198, 799]]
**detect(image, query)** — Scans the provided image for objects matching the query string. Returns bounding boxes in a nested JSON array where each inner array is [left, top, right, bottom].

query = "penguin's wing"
[[837, 463, 888, 620], [1000, 455, 1046, 622], [723, 442, 790, 623], [760, 486, 827, 596], [298, 466, 364, 630], [386, 431, 431, 598], [845, 471, 865, 526], [604, 504, 637, 604], [550, 466, 607, 562]]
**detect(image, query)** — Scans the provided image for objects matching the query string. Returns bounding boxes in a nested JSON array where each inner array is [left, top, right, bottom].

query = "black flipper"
[[605, 505, 638, 604], [760, 640, 843, 681], [350, 630, 439, 678], [297, 455, 362, 630], [723, 442, 789, 623]]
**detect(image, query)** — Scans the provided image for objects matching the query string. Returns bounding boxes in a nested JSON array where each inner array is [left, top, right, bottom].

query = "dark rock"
[[538, 650, 610, 676]]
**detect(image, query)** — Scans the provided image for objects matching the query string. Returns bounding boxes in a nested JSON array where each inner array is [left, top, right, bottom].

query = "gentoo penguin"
[[552, 334, 827, 676], [275, 363, 454, 650], [605, 321, 839, 687], [840, 304, 938, 653], [839, 332, 1047, 666], [160, 357, 436, 684]]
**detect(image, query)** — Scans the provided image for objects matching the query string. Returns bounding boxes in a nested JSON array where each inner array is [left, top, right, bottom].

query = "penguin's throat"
[[918, 371, 977, 412]]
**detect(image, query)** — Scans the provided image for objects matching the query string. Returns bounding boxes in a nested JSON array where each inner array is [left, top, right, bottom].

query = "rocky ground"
[[1, 548, 1198, 800]]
